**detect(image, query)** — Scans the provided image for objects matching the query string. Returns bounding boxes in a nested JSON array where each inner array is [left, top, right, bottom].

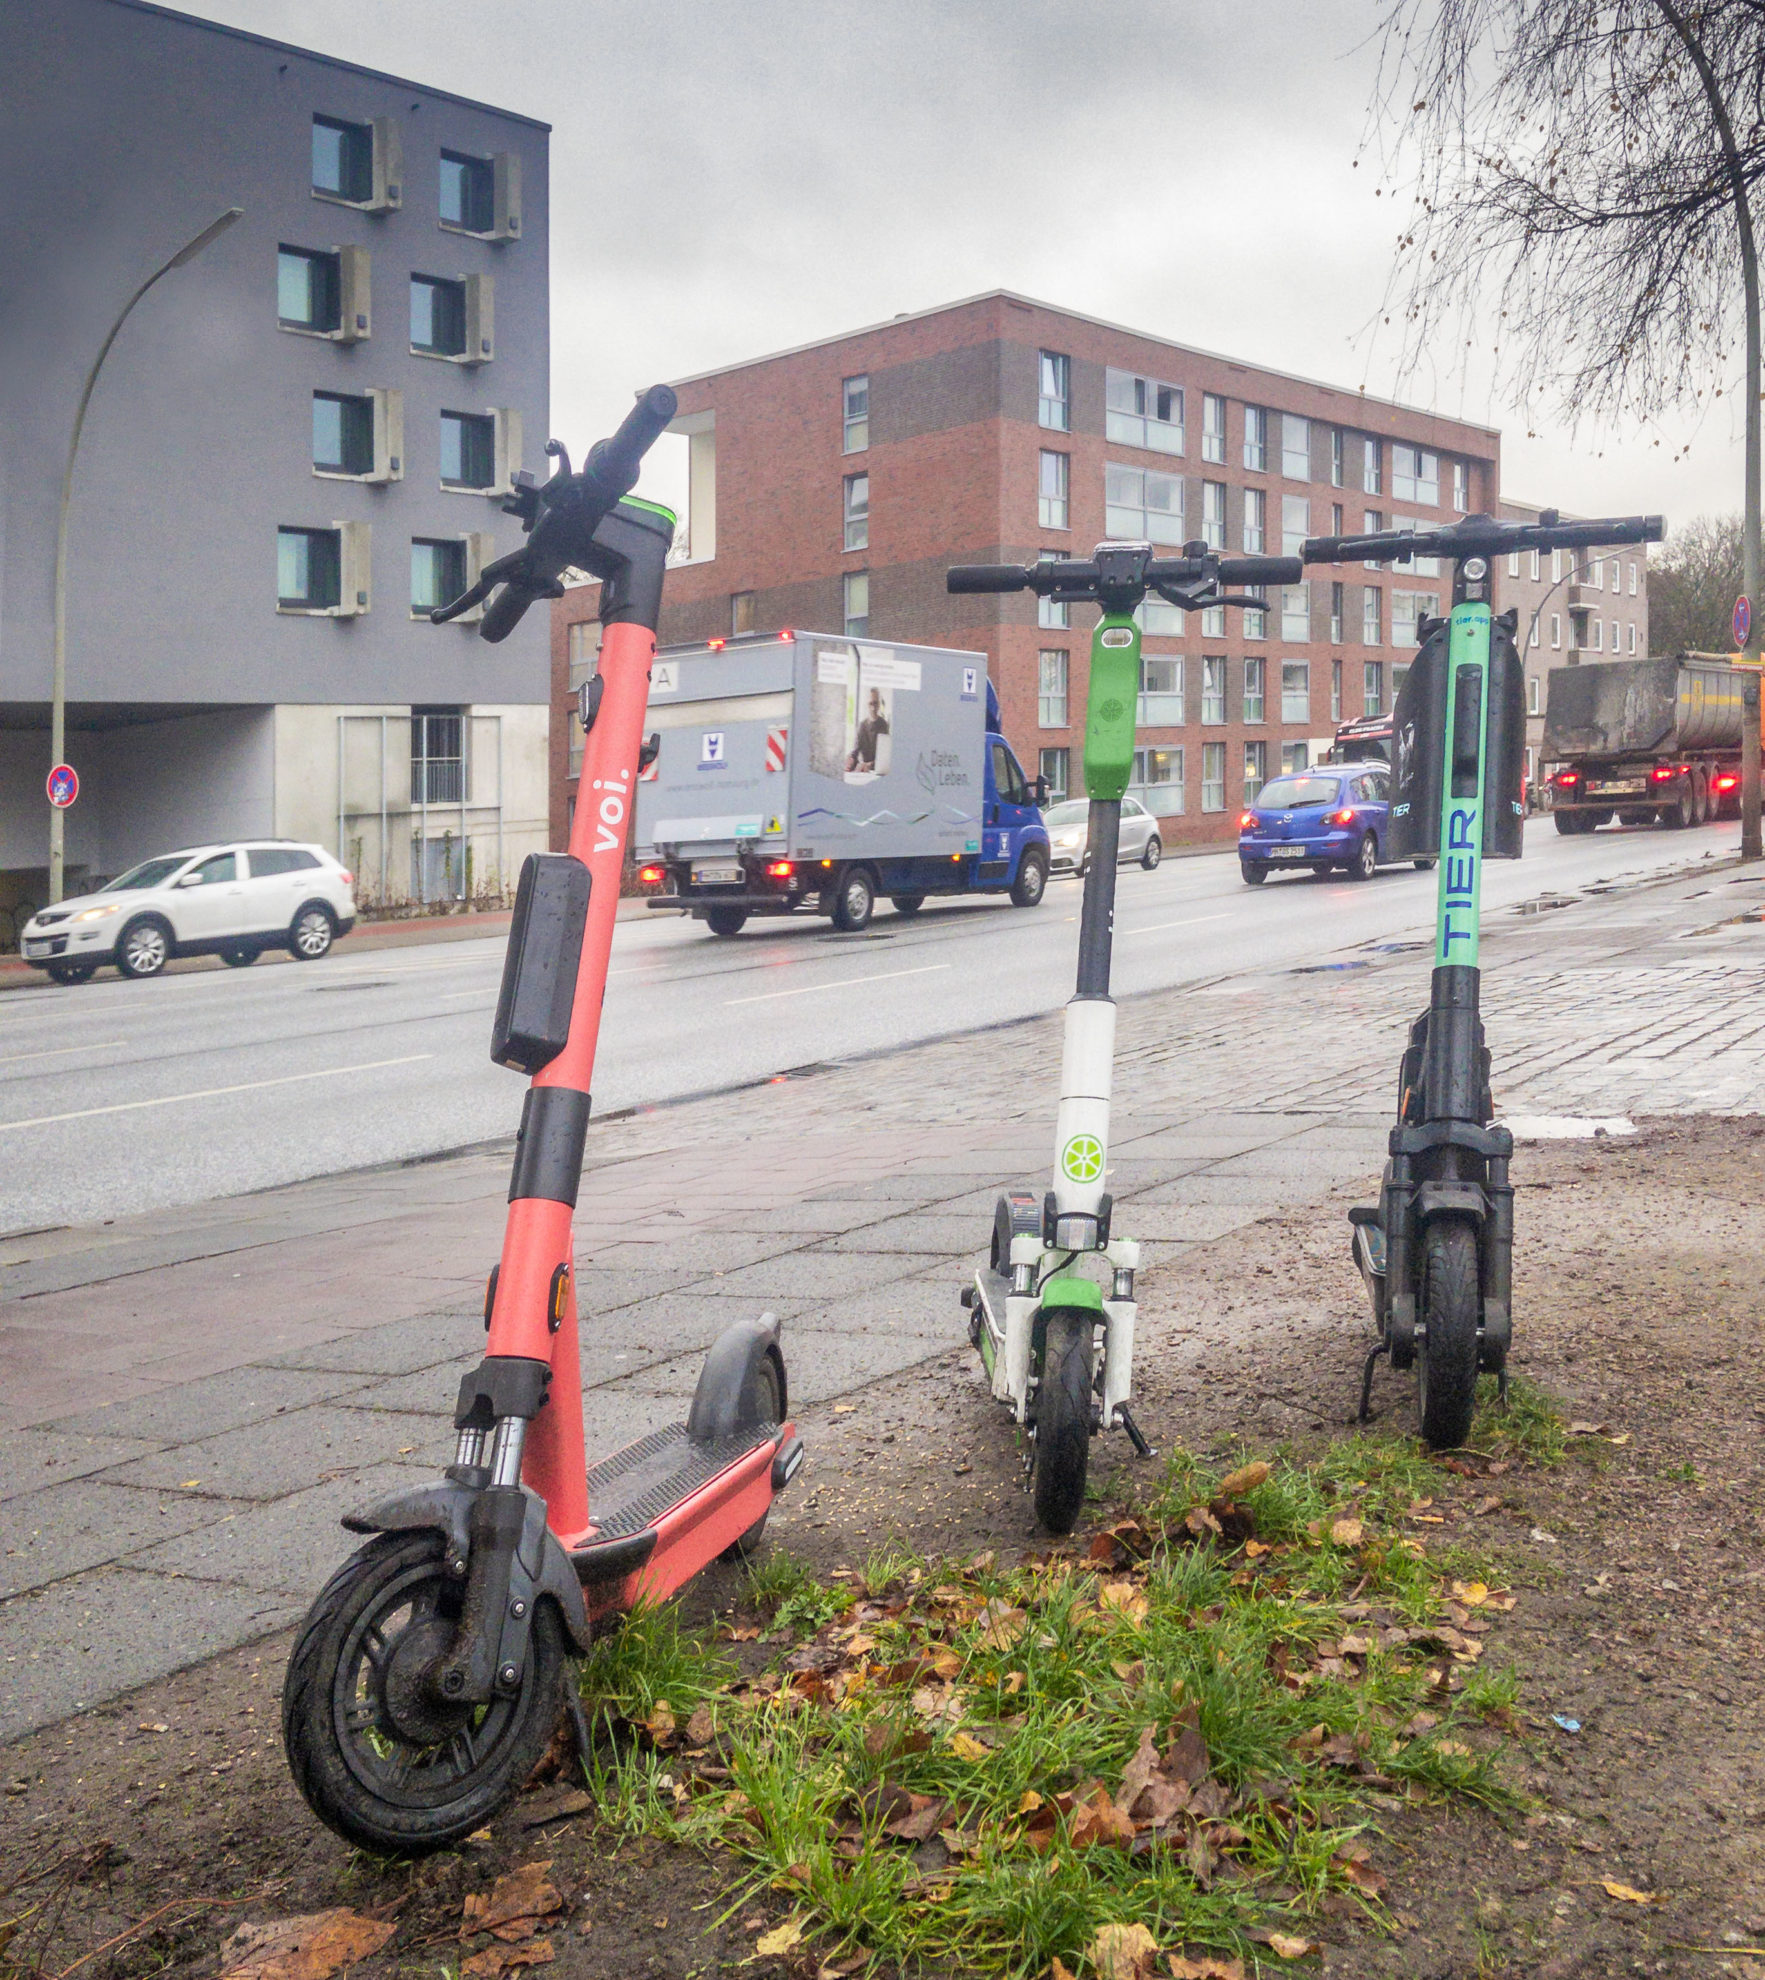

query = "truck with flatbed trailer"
[[630, 630, 1050, 934], [1543, 653, 1746, 832]]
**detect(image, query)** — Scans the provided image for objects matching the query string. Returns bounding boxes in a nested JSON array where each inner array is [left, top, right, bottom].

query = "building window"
[[1281, 583, 1310, 640], [1242, 585, 1268, 640], [1283, 741, 1310, 773], [440, 410, 495, 488], [412, 708, 465, 805], [843, 472, 869, 551], [1593, 619, 1606, 651], [1363, 437, 1383, 495], [1551, 549, 1566, 583], [843, 570, 869, 636], [1363, 587, 1382, 645], [1629, 562, 1639, 596], [1390, 517, 1441, 578], [411, 537, 466, 616], [1106, 369, 1184, 453], [278, 246, 340, 331], [1202, 480, 1226, 549], [1331, 656, 1343, 721], [1106, 462, 1183, 544], [1527, 674, 1541, 716], [1529, 549, 1541, 581], [1038, 351, 1071, 431], [1140, 655, 1184, 725], [1507, 551, 1521, 577], [1244, 406, 1269, 472], [1201, 655, 1227, 725], [1244, 740, 1267, 802], [1281, 660, 1310, 723], [1551, 613, 1562, 649], [1329, 581, 1344, 644], [411, 276, 466, 356], [1039, 746, 1070, 802], [1364, 660, 1386, 717], [312, 392, 373, 476], [277, 527, 341, 610], [1038, 550, 1070, 629], [1330, 429, 1344, 487], [312, 115, 372, 202], [1610, 559, 1623, 592], [1628, 622, 1638, 653], [1392, 443, 1439, 506], [1282, 414, 1311, 480], [1201, 741, 1227, 812], [440, 150, 494, 232], [1039, 649, 1069, 727], [1363, 512, 1385, 568], [1202, 392, 1227, 464], [843, 374, 869, 453], [1331, 503, 1345, 535], [731, 591, 756, 635], [1586, 555, 1603, 590], [1202, 603, 1226, 638], [1452, 461, 1470, 512], [1282, 494, 1309, 556], [1528, 616, 1540, 649], [1038, 450, 1070, 529], [1131, 745, 1184, 816], [1136, 597, 1185, 637], [1392, 590, 1437, 647], [1244, 655, 1265, 723], [1243, 487, 1266, 554]]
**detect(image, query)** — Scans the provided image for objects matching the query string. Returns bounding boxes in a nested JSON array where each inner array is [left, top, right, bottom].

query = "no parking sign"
[[46, 763, 78, 809]]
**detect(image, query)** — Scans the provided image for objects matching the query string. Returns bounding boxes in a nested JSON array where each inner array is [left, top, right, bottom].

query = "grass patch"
[[1469, 1373, 1567, 1467], [574, 1438, 1525, 1976]]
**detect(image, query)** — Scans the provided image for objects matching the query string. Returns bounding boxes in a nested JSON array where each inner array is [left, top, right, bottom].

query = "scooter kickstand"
[[1117, 1404, 1157, 1460], [1357, 1340, 1390, 1423]]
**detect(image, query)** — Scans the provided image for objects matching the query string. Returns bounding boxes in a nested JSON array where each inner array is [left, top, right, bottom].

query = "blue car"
[[1238, 762, 1428, 884]]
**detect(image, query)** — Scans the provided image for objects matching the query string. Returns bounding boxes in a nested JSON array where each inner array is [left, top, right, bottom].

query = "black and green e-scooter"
[[947, 539, 1301, 1528], [1302, 509, 1664, 1447]]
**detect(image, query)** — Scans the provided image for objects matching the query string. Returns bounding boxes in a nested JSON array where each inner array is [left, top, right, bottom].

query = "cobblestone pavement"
[[3, 853, 1763, 1740]]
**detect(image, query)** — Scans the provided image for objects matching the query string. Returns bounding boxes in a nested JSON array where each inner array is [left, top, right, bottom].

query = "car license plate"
[[22, 939, 50, 957], [1267, 846, 1306, 860], [692, 863, 742, 886]]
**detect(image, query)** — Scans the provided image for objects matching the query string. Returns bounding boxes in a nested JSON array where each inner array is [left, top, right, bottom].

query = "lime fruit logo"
[[1096, 698, 1125, 725], [1062, 1134, 1104, 1183]]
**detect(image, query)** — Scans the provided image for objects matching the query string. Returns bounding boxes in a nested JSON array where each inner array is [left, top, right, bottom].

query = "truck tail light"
[[1650, 764, 1679, 782], [1716, 772, 1740, 792], [1331, 808, 1357, 826], [1553, 769, 1581, 788], [765, 860, 794, 879], [638, 864, 666, 884]]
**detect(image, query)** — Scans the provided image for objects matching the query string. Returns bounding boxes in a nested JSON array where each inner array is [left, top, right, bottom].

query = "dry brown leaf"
[[1166, 1958, 1245, 1980], [1219, 1460, 1271, 1498], [1602, 1880, 1667, 1906], [1068, 1783, 1137, 1849], [1089, 1920, 1160, 1980], [756, 1916, 806, 1955], [1184, 1505, 1224, 1539], [883, 1792, 949, 1843], [949, 1731, 991, 1762], [1099, 1580, 1151, 1623], [1329, 1516, 1364, 1547], [644, 1700, 677, 1742], [462, 1940, 555, 1980], [1051, 1960, 1078, 1980], [1263, 1933, 1318, 1960], [460, 1864, 563, 1944], [219, 1912, 396, 1980], [685, 1704, 715, 1746]]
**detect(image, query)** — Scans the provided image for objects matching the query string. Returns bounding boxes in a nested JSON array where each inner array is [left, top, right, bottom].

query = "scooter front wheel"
[[1416, 1217, 1480, 1450], [1033, 1310, 1094, 1535], [282, 1531, 567, 1855]]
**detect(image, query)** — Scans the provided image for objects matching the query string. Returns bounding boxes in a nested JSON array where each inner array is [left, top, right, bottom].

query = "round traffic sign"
[[1736, 595, 1753, 649], [46, 763, 79, 810]]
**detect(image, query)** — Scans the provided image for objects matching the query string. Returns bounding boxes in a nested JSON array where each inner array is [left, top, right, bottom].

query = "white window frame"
[[1242, 486, 1266, 554], [1038, 648, 1069, 728], [1201, 655, 1227, 725], [1362, 436, 1382, 495], [1550, 612, 1562, 649], [1140, 653, 1185, 726], [1202, 480, 1227, 550], [1281, 659, 1310, 724], [1364, 660, 1385, 717], [1243, 406, 1268, 472], [843, 569, 869, 636], [1038, 449, 1069, 530], [1244, 656, 1265, 723], [1037, 351, 1071, 432], [1363, 587, 1381, 645], [842, 472, 869, 552], [1281, 582, 1310, 641], [1131, 744, 1185, 816], [1244, 740, 1267, 802], [842, 374, 869, 453], [1106, 461, 1184, 544], [1106, 369, 1184, 454], [1201, 740, 1227, 813], [1330, 429, 1344, 488], [1528, 674, 1541, 716], [1202, 393, 1227, 464], [1281, 413, 1311, 480]]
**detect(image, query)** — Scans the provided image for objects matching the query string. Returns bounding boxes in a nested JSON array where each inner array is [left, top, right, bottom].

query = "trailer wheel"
[[1553, 810, 1577, 835], [830, 866, 874, 932], [705, 907, 748, 937], [1665, 784, 1694, 829]]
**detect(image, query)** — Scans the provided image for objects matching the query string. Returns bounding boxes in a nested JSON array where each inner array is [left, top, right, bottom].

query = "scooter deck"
[[575, 1421, 777, 1545]]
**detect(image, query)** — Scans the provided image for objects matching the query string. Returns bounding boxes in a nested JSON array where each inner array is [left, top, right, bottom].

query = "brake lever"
[[1151, 580, 1271, 614], [430, 544, 550, 626]]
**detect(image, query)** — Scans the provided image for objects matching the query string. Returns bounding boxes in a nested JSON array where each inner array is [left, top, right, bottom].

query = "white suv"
[[19, 842, 358, 984]]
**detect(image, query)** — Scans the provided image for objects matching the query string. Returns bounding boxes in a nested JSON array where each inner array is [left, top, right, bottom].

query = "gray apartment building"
[[1495, 498, 1651, 787], [0, 0, 550, 917]]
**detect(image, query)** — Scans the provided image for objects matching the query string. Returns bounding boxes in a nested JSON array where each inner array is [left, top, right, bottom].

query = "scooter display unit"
[[949, 539, 1301, 1530], [281, 387, 803, 1854], [1302, 508, 1663, 1447]]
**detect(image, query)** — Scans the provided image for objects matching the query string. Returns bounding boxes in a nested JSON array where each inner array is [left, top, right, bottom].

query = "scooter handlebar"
[[584, 383, 679, 497], [1213, 554, 1304, 586], [1303, 512, 1665, 567], [947, 565, 1032, 593]]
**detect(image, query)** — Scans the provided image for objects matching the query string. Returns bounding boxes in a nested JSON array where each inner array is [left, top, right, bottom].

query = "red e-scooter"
[[282, 386, 802, 1854]]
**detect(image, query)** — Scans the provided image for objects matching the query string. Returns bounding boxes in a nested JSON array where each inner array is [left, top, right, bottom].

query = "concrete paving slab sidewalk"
[[4, 855, 1765, 1742]]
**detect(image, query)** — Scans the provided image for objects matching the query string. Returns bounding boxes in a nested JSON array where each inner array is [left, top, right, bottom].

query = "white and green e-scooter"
[[949, 539, 1301, 1530]]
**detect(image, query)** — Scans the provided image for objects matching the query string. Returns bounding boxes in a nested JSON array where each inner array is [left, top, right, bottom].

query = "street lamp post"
[[49, 206, 242, 904]]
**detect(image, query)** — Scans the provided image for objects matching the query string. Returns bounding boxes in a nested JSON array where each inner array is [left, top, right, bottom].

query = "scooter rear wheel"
[[1033, 1310, 1094, 1535], [282, 1531, 566, 1855], [1417, 1217, 1480, 1450]]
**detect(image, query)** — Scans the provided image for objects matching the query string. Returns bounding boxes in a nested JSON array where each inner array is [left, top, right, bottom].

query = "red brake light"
[[1650, 764, 1678, 782], [1332, 808, 1357, 826], [1237, 811, 1256, 829], [638, 864, 665, 884], [765, 860, 795, 879], [778, 629, 794, 640], [1553, 770, 1581, 787], [1717, 773, 1740, 791], [707, 637, 726, 650]]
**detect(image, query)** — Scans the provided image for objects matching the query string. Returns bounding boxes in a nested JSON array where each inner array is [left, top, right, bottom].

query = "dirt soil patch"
[[3, 1117, 1762, 1979]]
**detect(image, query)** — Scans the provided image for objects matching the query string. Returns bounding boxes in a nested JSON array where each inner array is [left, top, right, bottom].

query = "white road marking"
[[0, 1039, 124, 1066], [0, 1055, 433, 1133], [1124, 913, 1233, 935], [724, 963, 950, 1006], [438, 989, 493, 1001]]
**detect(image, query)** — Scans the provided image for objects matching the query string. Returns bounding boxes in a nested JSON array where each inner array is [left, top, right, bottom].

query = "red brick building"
[[551, 292, 1502, 847]]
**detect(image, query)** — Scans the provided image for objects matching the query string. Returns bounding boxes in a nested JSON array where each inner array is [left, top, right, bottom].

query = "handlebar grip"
[[947, 565, 1030, 593], [1544, 514, 1665, 548], [1302, 534, 1397, 565], [1221, 555, 1304, 584], [586, 383, 680, 492], [479, 584, 533, 644]]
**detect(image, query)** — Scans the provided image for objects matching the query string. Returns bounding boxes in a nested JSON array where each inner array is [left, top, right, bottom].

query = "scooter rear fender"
[[343, 1478, 592, 1653]]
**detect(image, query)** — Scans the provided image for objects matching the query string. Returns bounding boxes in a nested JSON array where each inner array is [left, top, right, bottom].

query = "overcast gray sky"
[[188, 0, 1747, 538]]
